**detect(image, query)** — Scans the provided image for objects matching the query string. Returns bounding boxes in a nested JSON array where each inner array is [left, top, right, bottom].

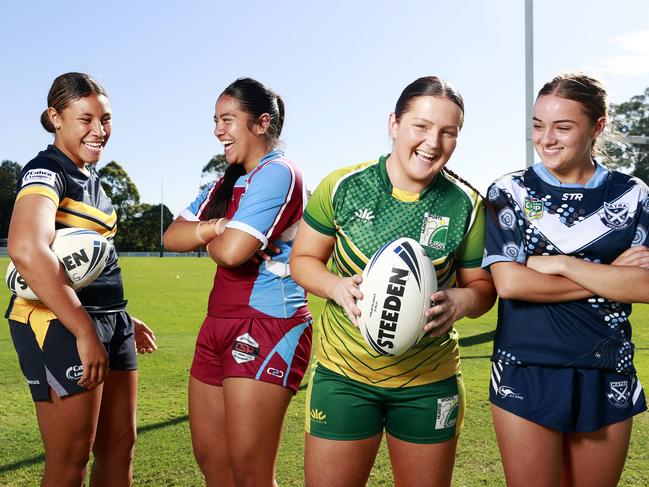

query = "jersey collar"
[[378, 154, 440, 201], [532, 161, 609, 189]]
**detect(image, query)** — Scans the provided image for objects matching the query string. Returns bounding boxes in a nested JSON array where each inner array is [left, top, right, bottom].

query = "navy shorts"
[[9, 310, 137, 401], [490, 361, 647, 432]]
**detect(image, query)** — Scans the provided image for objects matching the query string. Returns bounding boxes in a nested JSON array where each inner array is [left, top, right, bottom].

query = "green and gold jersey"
[[304, 155, 485, 388]]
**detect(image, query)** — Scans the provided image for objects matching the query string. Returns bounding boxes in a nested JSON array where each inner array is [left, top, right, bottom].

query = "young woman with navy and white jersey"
[[6, 72, 157, 487], [163, 78, 311, 487], [483, 72, 649, 486]]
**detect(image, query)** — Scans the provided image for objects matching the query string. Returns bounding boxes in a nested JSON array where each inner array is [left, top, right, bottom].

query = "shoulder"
[[440, 170, 482, 206], [323, 159, 379, 195], [19, 151, 66, 187], [609, 170, 649, 194]]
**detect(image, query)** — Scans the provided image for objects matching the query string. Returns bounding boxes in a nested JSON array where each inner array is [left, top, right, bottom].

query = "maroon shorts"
[[190, 314, 312, 393]]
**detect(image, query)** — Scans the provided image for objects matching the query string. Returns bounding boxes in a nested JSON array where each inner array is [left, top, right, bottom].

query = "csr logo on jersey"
[[524, 197, 543, 220], [419, 213, 450, 251], [22, 169, 57, 187], [66, 365, 84, 381], [599, 202, 633, 230], [231, 333, 260, 364], [607, 380, 630, 408]]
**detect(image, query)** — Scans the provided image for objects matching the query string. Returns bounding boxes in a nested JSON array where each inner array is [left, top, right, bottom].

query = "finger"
[[267, 243, 280, 254], [351, 274, 363, 285], [348, 286, 363, 301]]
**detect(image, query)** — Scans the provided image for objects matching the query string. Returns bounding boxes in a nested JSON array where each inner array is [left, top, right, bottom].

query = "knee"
[[94, 425, 136, 462], [43, 447, 91, 485], [229, 449, 274, 486]]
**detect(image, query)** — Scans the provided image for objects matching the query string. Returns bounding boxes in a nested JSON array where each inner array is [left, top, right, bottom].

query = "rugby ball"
[[357, 237, 437, 356], [6, 228, 110, 300]]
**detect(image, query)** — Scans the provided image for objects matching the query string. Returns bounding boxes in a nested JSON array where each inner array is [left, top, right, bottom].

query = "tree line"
[[1, 88, 648, 249], [0, 155, 226, 252]]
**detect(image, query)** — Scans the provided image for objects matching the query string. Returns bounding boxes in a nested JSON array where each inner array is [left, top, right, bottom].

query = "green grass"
[[0, 256, 647, 486]]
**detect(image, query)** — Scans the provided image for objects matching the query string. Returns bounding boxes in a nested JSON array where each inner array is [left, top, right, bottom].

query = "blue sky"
[[2, 0, 649, 215]]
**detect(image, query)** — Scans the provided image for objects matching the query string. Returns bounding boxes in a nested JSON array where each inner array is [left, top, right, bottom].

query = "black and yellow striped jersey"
[[10, 145, 124, 311]]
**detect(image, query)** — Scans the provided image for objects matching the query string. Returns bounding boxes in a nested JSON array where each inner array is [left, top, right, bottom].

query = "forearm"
[[10, 246, 95, 337], [291, 255, 345, 300], [558, 257, 649, 303], [206, 228, 261, 267], [163, 219, 217, 252], [457, 279, 497, 318], [491, 261, 593, 303]]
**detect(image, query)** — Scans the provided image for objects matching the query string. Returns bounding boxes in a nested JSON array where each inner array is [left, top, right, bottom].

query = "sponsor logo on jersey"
[[524, 197, 544, 220], [419, 213, 449, 251], [66, 365, 84, 381], [266, 367, 285, 378], [22, 169, 57, 187], [435, 394, 459, 429], [599, 202, 633, 230], [231, 333, 260, 364], [310, 408, 327, 423], [354, 208, 374, 221], [562, 193, 583, 201], [26, 379, 41, 385], [607, 380, 630, 408], [497, 385, 524, 400]]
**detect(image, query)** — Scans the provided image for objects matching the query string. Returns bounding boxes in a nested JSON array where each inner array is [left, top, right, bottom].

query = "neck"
[[244, 146, 273, 173], [547, 159, 596, 185], [385, 154, 435, 193]]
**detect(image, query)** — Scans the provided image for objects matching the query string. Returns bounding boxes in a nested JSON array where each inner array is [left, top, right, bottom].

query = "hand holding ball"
[[357, 238, 437, 356]]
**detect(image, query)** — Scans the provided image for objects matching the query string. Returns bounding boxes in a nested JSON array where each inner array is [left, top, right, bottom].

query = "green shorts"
[[305, 364, 465, 444]]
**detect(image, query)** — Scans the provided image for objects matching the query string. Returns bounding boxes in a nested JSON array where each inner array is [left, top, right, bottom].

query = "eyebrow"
[[532, 116, 577, 124]]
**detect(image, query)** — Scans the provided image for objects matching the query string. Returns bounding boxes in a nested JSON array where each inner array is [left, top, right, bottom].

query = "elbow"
[[214, 253, 243, 268], [493, 280, 517, 300]]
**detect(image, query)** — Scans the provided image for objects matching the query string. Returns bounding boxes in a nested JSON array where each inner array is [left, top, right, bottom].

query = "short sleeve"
[[303, 171, 338, 236], [455, 200, 486, 268], [178, 180, 220, 222], [16, 159, 66, 206], [227, 161, 296, 248], [481, 182, 527, 269]]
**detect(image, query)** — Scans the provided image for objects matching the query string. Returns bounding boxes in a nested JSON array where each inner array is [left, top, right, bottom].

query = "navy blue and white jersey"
[[483, 162, 649, 373]]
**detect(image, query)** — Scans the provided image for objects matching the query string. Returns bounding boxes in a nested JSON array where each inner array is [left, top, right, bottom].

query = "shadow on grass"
[[459, 330, 495, 347], [0, 415, 190, 475]]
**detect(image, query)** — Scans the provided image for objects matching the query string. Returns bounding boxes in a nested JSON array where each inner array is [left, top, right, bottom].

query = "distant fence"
[[117, 251, 208, 257]]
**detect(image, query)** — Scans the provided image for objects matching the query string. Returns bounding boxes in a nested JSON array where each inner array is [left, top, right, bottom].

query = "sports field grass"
[[0, 256, 647, 486]]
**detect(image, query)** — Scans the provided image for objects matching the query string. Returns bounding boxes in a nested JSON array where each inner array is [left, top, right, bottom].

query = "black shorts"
[[9, 310, 137, 401]]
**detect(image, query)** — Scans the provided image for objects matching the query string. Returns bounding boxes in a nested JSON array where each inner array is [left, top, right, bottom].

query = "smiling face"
[[49, 94, 111, 167], [213, 95, 270, 172], [532, 94, 605, 183], [386, 95, 463, 193]]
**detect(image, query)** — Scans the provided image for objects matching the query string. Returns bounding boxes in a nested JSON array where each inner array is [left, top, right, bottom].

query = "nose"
[[540, 128, 556, 146], [214, 120, 225, 137], [425, 130, 441, 149], [91, 120, 106, 137]]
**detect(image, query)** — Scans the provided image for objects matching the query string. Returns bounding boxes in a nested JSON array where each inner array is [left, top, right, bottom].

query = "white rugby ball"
[[357, 237, 437, 356], [6, 228, 110, 300]]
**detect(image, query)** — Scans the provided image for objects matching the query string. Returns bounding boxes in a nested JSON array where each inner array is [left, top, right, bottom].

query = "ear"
[[48, 107, 61, 130], [388, 112, 398, 139], [593, 116, 606, 138], [255, 113, 271, 135]]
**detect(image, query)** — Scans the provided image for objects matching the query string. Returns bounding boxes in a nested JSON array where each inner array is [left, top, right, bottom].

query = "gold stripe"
[[59, 197, 117, 228], [16, 186, 60, 206], [8, 299, 56, 350], [56, 211, 117, 238]]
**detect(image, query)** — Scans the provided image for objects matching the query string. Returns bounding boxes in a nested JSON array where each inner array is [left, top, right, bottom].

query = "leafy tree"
[[98, 161, 141, 219], [0, 160, 22, 239], [200, 154, 227, 190], [117, 203, 174, 252], [606, 87, 649, 182]]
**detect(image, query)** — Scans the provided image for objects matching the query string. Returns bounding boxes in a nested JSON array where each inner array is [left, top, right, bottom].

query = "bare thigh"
[[90, 370, 138, 487], [35, 386, 103, 487], [492, 405, 563, 487], [222, 377, 293, 486], [304, 433, 382, 487], [561, 418, 633, 487], [386, 433, 458, 487], [188, 376, 233, 487]]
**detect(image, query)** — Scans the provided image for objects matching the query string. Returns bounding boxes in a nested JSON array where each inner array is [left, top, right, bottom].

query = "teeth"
[[416, 150, 436, 160], [222, 140, 234, 146], [83, 141, 102, 149]]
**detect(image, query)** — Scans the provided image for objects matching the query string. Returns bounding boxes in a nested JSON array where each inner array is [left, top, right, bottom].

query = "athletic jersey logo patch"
[[599, 202, 632, 230], [607, 380, 630, 408], [310, 408, 327, 423], [419, 213, 450, 251], [435, 395, 459, 429], [524, 197, 544, 220], [232, 333, 260, 364], [22, 168, 57, 187]]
